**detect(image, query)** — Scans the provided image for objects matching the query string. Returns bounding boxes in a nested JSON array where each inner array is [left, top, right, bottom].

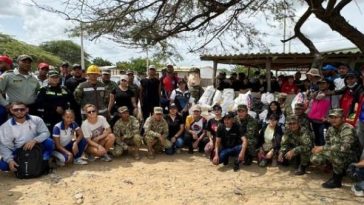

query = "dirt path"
[[1, 151, 363, 205]]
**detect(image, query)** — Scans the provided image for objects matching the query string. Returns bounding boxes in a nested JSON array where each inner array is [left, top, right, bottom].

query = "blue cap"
[[322, 64, 336, 71]]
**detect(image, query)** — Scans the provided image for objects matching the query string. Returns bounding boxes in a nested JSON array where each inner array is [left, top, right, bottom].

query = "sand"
[[1, 150, 364, 205]]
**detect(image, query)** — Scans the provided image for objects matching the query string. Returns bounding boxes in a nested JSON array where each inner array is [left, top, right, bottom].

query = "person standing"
[[311, 108, 359, 188], [0, 55, 40, 114], [35, 70, 73, 131], [0, 55, 12, 74], [59, 62, 72, 86], [36, 63, 49, 87], [101, 69, 118, 93], [65, 64, 86, 125], [74, 65, 110, 118], [140, 65, 161, 121]]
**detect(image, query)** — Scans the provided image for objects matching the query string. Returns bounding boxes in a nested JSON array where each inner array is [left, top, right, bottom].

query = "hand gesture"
[[9, 160, 19, 172], [23, 139, 37, 151]]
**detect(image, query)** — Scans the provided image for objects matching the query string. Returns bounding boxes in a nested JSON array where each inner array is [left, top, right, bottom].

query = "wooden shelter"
[[200, 48, 364, 91]]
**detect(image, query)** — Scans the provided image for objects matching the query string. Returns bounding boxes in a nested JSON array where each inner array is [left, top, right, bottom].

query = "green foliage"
[[116, 57, 163, 73], [0, 33, 63, 67], [92, 57, 112, 66], [39, 40, 91, 64], [231, 65, 265, 76]]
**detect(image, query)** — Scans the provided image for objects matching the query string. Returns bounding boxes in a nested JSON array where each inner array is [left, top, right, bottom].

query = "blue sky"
[[0, 0, 363, 69]]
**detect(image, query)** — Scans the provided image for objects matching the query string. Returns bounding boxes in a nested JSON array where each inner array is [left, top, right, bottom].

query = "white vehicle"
[[111, 75, 141, 86]]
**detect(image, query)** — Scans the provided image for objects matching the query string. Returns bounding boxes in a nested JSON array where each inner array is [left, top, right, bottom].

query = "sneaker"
[[88, 155, 96, 162], [56, 160, 65, 167], [351, 185, 364, 197], [101, 154, 112, 162], [259, 160, 268, 167], [176, 148, 181, 154], [73, 158, 88, 165], [188, 148, 194, 154]]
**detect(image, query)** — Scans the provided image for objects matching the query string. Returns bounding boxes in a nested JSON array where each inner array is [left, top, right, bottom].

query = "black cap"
[[72, 64, 81, 69], [224, 111, 235, 119]]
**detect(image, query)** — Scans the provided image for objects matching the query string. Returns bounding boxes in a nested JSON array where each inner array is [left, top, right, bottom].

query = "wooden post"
[[213, 61, 218, 88], [266, 59, 271, 92]]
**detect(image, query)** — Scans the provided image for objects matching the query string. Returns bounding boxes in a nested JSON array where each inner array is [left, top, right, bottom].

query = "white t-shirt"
[[81, 116, 110, 139], [52, 121, 80, 146]]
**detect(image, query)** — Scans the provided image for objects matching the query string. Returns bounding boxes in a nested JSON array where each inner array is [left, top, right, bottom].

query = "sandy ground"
[[1, 150, 364, 205]]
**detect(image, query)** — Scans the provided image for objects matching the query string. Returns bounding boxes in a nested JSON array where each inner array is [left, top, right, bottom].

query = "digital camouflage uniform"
[[311, 122, 358, 174], [143, 115, 171, 151], [112, 115, 142, 156], [235, 114, 259, 157], [280, 126, 313, 166]]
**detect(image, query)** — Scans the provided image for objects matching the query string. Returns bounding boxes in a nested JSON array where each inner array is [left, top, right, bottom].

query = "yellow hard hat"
[[86, 65, 101, 74]]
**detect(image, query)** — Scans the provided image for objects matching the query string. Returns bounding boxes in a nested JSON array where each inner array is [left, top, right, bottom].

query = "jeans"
[[0, 138, 55, 171], [311, 121, 328, 146], [353, 168, 364, 190], [184, 133, 209, 153], [53, 138, 88, 161], [165, 137, 184, 155], [218, 145, 242, 164]]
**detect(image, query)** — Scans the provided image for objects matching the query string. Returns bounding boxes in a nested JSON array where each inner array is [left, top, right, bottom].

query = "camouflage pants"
[[283, 150, 311, 166], [311, 150, 355, 174], [123, 134, 142, 148], [144, 134, 172, 151]]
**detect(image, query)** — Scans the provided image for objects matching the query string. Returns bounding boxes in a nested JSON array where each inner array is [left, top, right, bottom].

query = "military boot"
[[322, 173, 343, 189], [294, 165, 307, 175]]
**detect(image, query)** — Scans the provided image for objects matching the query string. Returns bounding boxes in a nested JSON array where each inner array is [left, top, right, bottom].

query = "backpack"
[[15, 144, 46, 179]]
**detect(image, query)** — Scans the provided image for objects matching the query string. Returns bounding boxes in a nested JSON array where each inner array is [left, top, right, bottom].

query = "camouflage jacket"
[[235, 115, 259, 145], [113, 115, 140, 139], [323, 123, 358, 155], [143, 116, 169, 138], [280, 127, 313, 155]]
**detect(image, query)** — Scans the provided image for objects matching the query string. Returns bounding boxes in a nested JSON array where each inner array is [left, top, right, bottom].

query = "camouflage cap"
[[154, 106, 163, 114], [278, 92, 287, 99], [328, 108, 344, 117], [237, 104, 248, 110], [118, 106, 129, 113], [48, 69, 60, 77], [17, 54, 33, 62], [286, 115, 299, 124]]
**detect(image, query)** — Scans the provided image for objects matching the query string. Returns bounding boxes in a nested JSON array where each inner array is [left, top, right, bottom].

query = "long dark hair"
[[266, 101, 282, 121]]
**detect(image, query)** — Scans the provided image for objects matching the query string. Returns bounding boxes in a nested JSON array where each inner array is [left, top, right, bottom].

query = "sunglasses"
[[12, 108, 26, 112], [87, 110, 96, 114]]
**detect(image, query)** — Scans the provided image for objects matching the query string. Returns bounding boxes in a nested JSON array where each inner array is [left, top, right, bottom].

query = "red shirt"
[[162, 75, 178, 97], [281, 82, 298, 94]]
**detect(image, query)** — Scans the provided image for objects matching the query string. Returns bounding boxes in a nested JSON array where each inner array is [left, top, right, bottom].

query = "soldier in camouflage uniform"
[[278, 115, 313, 175], [235, 104, 259, 165], [293, 103, 312, 132], [101, 69, 118, 93], [143, 107, 172, 159], [112, 106, 142, 159], [311, 108, 359, 188]]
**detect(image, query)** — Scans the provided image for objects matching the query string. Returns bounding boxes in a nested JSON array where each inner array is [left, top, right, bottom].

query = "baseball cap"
[[153, 107, 163, 114], [286, 115, 299, 124], [328, 108, 344, 117], [0, 56, 13, 66], [48, 69, 60, 77], [17, 54, 33, 62], [118, 106, 129, 114], [192, 105, 201, 112], [322, 64, 337, 71], [38, 63, 49, 70], [102, 69, 111, 75]]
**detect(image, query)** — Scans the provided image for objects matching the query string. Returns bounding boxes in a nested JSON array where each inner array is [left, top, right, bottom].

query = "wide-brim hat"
[[306, 68, 321, 77]]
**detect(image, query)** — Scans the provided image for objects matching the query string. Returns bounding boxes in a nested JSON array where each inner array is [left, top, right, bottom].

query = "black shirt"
[[65, 77, 87, 94], [217, 123, 245, 149], [207, 118, 222, 140], [164, 114, 184, 139], [141, 78, 160, 104], [112, 87, 135, 113]]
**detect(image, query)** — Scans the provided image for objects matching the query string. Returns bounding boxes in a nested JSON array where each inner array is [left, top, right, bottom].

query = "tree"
[[0, 33, 62, 67], [33, 0, 364, 68], [116, 57, 163, 73], [39, 40, 91, 64], [92, 57, 112, 66]]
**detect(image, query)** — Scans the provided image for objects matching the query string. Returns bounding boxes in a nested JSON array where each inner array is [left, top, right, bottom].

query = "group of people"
[[0, 54, 363, 197]]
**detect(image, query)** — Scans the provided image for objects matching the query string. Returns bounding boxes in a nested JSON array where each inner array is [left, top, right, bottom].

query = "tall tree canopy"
[[34, 0, 364, 67], [39, 40, 91, 65]]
